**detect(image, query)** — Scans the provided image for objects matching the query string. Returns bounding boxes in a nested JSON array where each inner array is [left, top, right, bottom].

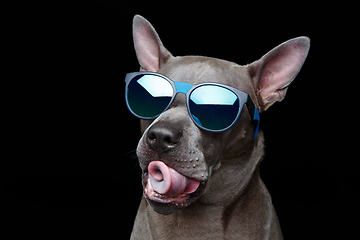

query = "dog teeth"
[[147, 172, 190, 207]]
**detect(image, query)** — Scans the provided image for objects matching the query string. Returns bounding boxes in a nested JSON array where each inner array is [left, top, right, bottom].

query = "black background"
[[5, 1, 358, 239]]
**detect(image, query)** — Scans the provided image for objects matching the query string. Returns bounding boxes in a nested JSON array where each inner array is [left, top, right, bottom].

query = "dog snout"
[[147, 124, 182, 153]]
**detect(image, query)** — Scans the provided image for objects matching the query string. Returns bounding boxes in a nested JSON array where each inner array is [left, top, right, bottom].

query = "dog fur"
[[129, 15, 310, 239]]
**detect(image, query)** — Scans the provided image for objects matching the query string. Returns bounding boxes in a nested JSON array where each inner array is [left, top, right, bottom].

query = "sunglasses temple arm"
[[245, 98, 260, 139]]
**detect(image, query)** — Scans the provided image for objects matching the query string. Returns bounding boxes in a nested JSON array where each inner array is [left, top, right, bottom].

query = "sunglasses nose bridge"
[[174, 81, 193, 95]]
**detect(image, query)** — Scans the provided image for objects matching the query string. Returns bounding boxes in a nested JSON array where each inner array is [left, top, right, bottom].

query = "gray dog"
[[126, 15, 310, 239]]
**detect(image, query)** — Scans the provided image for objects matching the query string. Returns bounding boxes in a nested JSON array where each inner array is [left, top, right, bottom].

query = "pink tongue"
[[148, 161, 200, 198]]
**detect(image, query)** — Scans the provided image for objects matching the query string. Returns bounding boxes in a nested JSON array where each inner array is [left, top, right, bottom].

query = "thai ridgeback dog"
[[126, 15, 310, 239]]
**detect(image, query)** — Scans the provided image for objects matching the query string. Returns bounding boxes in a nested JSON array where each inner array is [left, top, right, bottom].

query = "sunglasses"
[[125, 72, 260, 138]]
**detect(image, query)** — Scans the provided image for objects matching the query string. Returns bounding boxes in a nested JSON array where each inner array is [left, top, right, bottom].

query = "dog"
[[126, 15, 310, 239]]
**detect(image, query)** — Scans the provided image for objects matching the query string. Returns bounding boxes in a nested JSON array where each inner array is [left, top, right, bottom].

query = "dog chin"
[[142, 172, 206, 215]]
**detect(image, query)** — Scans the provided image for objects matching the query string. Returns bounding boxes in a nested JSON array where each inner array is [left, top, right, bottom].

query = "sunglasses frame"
[[125, 71, 260, 138]]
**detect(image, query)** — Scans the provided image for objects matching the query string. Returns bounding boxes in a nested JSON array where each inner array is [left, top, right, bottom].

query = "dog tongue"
[[148, 161, 200, 198]]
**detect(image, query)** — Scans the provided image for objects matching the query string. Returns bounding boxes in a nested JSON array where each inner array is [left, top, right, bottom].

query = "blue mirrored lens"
[[127, 75, 173, 118], [189, 85, 239, 130]]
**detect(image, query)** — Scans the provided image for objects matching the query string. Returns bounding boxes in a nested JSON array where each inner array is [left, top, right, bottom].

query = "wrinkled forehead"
[[158, 56, 254, 93]]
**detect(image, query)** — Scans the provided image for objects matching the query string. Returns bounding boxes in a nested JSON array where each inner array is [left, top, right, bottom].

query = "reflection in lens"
[[189, 85, 239, 130], [127, 75, 173, 118]]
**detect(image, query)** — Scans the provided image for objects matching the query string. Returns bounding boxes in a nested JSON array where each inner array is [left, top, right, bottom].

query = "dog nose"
[[147, 124, 182, 153]]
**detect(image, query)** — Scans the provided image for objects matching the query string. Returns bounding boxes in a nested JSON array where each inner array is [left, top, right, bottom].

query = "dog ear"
[[132, 15, 173, 72], [249, 37, 310, 111]]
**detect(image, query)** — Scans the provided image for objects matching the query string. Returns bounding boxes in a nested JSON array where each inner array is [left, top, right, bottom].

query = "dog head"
[[130, 15, 310, 215]]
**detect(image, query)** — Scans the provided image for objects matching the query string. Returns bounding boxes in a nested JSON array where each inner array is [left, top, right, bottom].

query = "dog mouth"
[[142, 161, 206, 212]]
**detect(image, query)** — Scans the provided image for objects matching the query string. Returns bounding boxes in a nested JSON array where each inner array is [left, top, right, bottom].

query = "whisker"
[[132, 161, 141, 171], [124, 149, 141, 171], [125, 150, 137, 156]]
